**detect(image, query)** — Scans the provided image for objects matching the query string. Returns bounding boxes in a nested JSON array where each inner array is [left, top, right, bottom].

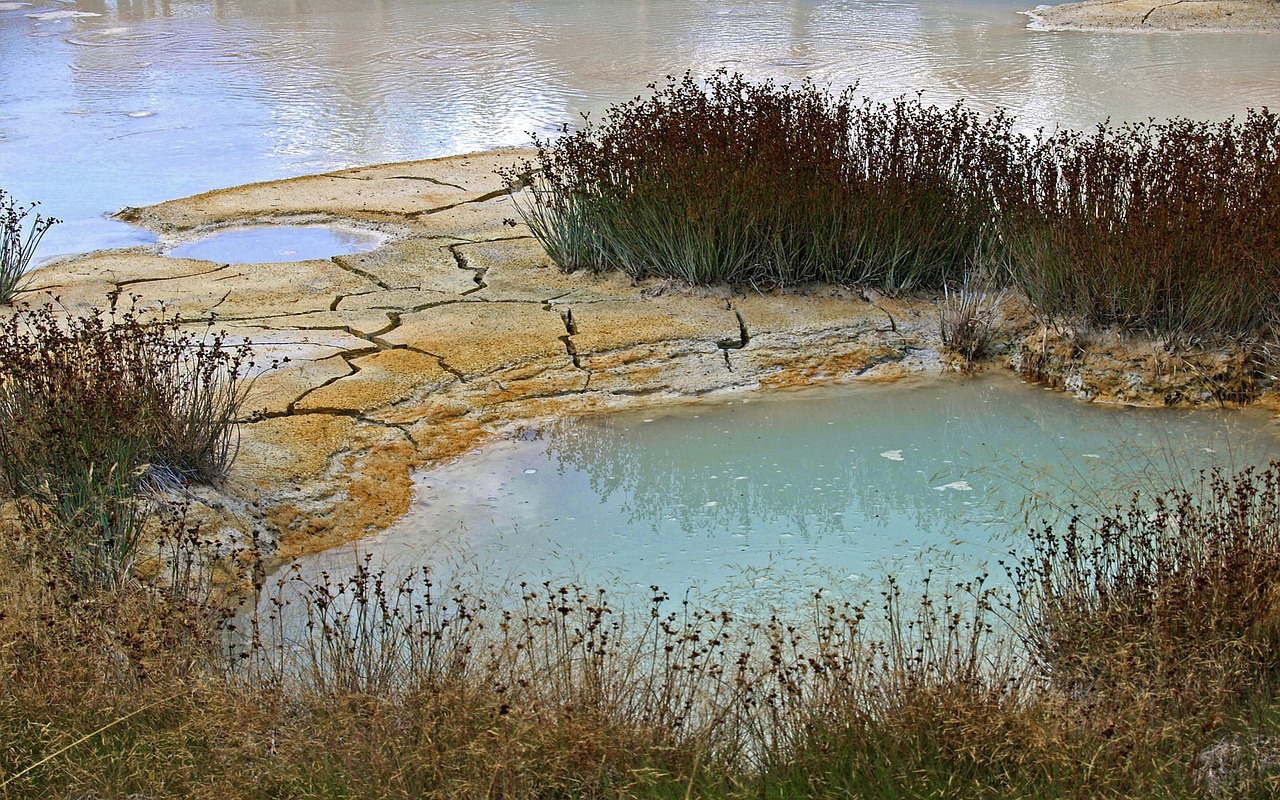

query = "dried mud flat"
[[1027, 0, 1280, 31], [13, 150, 1276, 567]]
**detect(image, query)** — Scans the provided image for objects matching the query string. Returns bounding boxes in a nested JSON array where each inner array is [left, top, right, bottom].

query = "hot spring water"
[[166, 225, 384, 264], [292, 377, 1280, 605]]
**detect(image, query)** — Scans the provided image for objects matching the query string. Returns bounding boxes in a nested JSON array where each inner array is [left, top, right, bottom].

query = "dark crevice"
[[723, 349, 733, 371], [735, 309, 751, 347], [388, 175, 469, 192], [862, 292, 898, 333], [261, 406, 416, 447], [716, 309, 751, 351], [331, 254, 393, 291], [405, 185, 515, 219], [443, 234, 534, 246], [449, 243, 489, 296], [1142, 0, 1188, 24], [560, 335, 581, 370], [390, 344, 467, 382], [542, 299, 587, 375], [115, 263, 230, 288], [275, 355, 362, 416]]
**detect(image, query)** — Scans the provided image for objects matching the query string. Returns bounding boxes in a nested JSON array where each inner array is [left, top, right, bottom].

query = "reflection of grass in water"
[[987, 410, 1273, 532]]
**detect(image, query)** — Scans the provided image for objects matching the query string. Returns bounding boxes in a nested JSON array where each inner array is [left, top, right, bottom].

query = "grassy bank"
[[507, 73, 1280, 340]]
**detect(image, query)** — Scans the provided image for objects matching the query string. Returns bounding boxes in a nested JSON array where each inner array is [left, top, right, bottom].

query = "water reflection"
[[2, 0, 1279, 256]]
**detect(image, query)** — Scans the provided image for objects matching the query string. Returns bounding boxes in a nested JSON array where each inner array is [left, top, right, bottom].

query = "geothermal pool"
[[3, 0, 1280, 258], [293, 377, 1280, 604]]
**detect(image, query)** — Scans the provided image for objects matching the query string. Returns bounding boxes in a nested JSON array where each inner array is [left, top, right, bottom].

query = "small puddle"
[[290, 376, 1280, 607], [166, 224, 384, 264]]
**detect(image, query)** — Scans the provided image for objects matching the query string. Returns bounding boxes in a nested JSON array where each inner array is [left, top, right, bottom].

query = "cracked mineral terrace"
[[10, 149, 1277, 570]]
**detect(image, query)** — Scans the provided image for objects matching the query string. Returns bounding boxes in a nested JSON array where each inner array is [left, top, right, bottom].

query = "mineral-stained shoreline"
[[12, 150, 1275, 567], [1026, 0, 1280, 31]]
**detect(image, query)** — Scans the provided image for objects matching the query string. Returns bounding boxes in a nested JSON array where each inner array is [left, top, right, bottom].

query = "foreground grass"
[[6, 465, 1280, 797]]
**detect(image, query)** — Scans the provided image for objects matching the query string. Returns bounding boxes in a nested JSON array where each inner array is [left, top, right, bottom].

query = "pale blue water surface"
[[2, 0, 1279, 257], [294, 376, 1280, 605], [166, 224, 384, 263]]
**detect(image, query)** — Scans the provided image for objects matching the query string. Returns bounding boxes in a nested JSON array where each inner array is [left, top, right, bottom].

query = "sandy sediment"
[[1026, 0, 1280, 31], [12, 150, 1274, 566]]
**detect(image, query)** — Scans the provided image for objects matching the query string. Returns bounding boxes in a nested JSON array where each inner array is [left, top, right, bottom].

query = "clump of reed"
[[507, 72, 1011, 292], [999, 109, 1280, 337], [940, 283, 1007, 370], [0, 295, 253, 587], [1013, 463, 1280, 728], [510, 76, 1280, 342], [0, 189, 58, 305]]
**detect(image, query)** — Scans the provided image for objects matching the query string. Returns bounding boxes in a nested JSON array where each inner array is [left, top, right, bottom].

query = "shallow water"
[[166, 224, 384, 263], [3, 0, 1279, 257], [294, 376, 1280, 605]]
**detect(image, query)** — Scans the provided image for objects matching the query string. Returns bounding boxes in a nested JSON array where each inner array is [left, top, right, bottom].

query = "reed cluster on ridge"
[[508, 72, 1280, 340]]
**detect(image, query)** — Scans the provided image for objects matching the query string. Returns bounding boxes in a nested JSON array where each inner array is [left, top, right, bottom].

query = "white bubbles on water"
[[879, 450, 905, 461], [523, 468, 538, 474]]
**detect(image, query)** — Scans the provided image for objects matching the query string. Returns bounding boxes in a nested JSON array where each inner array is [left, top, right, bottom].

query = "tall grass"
[[1000, 110, 1280, 337], [508, 72, 1010, 292], [12, 452, 1280, 798], [510, 76, 1280, 340], [0, 296, 253, 587], [0, 189, 58, 305], [1014, 464, 1280, 721]]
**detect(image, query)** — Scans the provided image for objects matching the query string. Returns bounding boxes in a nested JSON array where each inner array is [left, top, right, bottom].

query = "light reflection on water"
[[293, 376, 1280, 606], [2, 0, 1279, 257]]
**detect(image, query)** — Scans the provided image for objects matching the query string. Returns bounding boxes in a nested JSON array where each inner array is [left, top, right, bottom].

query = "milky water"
[[3, 0, 1280, 258], [166, 224, 384, 263], [293, 377, 1280, 605]]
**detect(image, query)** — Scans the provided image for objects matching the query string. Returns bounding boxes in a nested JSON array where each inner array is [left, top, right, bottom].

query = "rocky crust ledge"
[[1026, 0, 1280, 31], [13, 150, 1276, 570]]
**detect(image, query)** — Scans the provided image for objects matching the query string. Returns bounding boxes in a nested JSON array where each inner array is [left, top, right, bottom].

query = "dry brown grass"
[[7, 467, 1280, 797]]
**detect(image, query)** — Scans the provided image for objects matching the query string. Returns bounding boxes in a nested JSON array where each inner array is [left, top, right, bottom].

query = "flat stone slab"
[[294, 348, 457, 415], [333, 238, 480, 294], [1026, 0, 1280, 31], [120, 150, 528, 232], [381, 301, 571, 380], [570, 297, 742, 355]]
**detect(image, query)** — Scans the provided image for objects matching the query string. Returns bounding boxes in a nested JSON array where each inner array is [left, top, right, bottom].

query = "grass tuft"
[[0, 295, 253, 587], [506, 72, 1009, 293], [0, 189, 58, 306]]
